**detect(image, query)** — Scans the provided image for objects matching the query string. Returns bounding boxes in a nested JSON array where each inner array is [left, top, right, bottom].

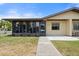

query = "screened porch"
[[12, 21, 46, 36]]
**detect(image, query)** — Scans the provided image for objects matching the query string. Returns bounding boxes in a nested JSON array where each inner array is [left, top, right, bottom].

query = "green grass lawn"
[[0, 35, 38, 56], [52, 40, 79, 56]]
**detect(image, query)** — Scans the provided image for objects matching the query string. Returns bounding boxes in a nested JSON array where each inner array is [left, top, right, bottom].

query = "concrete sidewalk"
[[46, 36, 79, 41], [36, 37, 62, 56]]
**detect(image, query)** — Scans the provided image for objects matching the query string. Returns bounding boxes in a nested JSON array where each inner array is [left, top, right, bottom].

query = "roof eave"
[[2, 18, 43, 21], [43, 7, 79, 19]]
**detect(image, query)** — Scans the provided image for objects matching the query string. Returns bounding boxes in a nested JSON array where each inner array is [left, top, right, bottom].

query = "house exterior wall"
[[46, 11, 79, 36], [48, 11, 79, 19], [46, 21, 68, 36]]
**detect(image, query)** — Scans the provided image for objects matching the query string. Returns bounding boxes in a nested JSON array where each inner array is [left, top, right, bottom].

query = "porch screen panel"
[[15, 22, 20, 33], [32, 22, 36, 33]]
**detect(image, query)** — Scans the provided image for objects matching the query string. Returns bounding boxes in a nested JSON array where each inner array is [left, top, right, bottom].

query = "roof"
[[2, 7, 79, 21], [43, 7, 79, 19], [2, 18, 43, 21]]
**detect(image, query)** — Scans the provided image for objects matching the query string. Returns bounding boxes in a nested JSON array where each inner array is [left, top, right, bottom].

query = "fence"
[[0, 30, 12, 35]]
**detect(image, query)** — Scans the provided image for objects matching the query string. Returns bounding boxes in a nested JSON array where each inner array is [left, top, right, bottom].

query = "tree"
[[0, 20, 12, 31], [0, 20, 2, 28], [5, 21, 12, 31]]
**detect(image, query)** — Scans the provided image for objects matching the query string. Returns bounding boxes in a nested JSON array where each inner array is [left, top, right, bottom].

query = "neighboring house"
[[2, 7, 79, 36]]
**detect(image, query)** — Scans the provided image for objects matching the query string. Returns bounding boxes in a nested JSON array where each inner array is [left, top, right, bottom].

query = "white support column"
[[69, 19, 72, 36]]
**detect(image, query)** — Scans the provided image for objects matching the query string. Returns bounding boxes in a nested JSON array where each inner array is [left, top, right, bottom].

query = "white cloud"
[[1, 9, 21, 18], [6, 9, 20, 18], [75, 4, 79, 7], [0, 3, 5, 5], [0, 9, 43, 18], [0, 17, 1, 20], [71, 3, 79, 7], [7, 9, 18, 14], [23, 13, 43, 18]]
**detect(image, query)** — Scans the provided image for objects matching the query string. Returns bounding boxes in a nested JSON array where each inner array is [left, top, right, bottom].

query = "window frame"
[[73, 22, 79, 30], [51, 23, 60, 30]]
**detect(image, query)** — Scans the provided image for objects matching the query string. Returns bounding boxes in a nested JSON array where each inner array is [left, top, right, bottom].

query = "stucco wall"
[[48, 11, 79, 19], [46, 21, 68, 36], [46, 11, 79, 36]]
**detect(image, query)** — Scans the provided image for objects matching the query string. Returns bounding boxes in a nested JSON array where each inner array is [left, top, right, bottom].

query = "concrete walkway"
[[36, 37, 62, 56], [46, 36, 79, 41]]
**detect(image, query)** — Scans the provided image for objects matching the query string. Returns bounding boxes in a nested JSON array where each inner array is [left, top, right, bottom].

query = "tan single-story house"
[[3, 7, 79, 36]]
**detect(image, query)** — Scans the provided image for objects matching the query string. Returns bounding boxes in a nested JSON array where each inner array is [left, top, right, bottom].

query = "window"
[[73, 22, 79, 30], [52, 23, 60, 30]]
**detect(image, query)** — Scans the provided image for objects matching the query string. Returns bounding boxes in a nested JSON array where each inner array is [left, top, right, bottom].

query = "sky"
[[0, 3, 79, 18]]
